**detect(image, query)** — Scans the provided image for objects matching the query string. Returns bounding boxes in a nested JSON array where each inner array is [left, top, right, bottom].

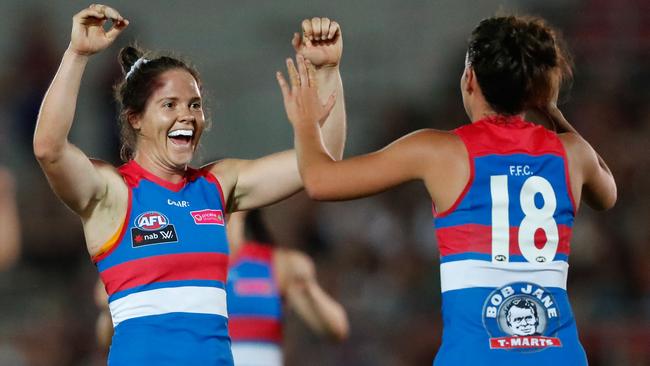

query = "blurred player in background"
[[34, 4, 345, 364], [0, 167, 21, 271], [226, 209, 348, 366], [277, 15, 616, 365]]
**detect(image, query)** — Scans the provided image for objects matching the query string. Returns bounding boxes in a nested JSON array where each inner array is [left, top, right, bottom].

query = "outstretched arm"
[[33, 4, 128, 217], [277, 250, 349, 341], [277, 53, 450, 201], [211, 18, 346, 212]]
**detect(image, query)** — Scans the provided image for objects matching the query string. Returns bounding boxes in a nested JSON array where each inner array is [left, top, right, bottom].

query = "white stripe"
[[440, 260, 568, 293], [109, 286, 228, 326], [232, 343, 282, 366]]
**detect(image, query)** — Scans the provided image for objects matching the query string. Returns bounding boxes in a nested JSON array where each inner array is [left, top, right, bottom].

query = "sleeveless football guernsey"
[[93, 160, 233, 365], [433, 116, 587, 365]]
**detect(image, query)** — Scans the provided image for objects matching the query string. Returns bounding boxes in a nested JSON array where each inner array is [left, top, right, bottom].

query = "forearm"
[[34, 49, 89, 161], [316, 67, 346, 160], [289, 280, 349, 341], [293, 121, 337, 198]]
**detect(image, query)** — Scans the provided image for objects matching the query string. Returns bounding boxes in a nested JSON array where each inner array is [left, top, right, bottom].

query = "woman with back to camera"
[[33, 4, 345, 365], [226, 209, 348, 365], [277, 15, 616, 365]]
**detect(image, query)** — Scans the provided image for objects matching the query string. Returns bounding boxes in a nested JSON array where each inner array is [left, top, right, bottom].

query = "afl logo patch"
[[131, 211, 178, 247], [482, 282, 562, 351], [135, 211, 169, 231]]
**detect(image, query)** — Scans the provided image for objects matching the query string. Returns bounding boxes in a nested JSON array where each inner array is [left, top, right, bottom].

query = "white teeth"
[[168, 129, 194, 138]]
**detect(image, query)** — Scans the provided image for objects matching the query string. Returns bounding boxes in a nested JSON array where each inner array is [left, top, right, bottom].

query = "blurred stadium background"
[[0, 0, 647, 365]]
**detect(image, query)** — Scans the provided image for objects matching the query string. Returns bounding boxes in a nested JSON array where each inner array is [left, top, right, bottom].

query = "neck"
[[469, 103, 524, 123], [133, 152, 187, 183]]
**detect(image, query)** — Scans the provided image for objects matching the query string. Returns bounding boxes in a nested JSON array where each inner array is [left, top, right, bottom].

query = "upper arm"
[[208, 150, 302, 213], [560, 132, 617, 210], [303, 129, 449, 201], [36, 142, 109, 218]]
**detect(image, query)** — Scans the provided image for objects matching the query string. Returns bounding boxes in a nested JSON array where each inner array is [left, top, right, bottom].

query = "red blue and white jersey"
[[93, 160, 233, 365], [227, 242, 283, 366], [432, 116, 587, 365]]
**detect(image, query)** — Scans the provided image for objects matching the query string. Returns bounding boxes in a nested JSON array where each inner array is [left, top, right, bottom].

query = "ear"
[[464, 66, 475, 94], [127, 111, 142, 130]]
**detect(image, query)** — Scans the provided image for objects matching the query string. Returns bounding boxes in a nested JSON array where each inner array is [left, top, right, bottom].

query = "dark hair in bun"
[[467, 15, 573, 115]]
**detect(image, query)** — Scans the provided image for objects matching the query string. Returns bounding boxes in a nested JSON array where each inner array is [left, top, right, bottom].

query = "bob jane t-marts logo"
[[482, 282, 562, 351], [131, 211, 178, 247]]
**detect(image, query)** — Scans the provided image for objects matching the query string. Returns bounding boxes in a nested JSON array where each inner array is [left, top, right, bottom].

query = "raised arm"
[[276, 250, 349, 341], [294, 17, 346, 160], [210, 18, 346, 212], [276, 51, 465, 202], [33, 5, 128, 217], [536, 103, 617, 211]]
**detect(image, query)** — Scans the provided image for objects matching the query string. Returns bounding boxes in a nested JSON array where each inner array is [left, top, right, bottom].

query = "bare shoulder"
[[399, 128, 460, 145], [91, 159, 124, 181], [396, 129, 465, 159], [203, 159, 244, 201], [557, 132, 595, 168]]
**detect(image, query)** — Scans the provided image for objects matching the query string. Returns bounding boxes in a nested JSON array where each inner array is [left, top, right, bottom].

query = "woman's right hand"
[[69, 4, 128, 56]]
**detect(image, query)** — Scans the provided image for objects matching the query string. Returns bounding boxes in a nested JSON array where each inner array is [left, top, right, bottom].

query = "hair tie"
[[126, 57, 149, 79]]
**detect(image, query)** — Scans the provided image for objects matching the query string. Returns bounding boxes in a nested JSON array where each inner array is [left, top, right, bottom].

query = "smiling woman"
[[32, 4, 346, 365], [113, 46, 205, 166]]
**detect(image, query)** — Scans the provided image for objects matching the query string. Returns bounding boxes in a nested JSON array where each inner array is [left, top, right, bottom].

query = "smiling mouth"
[[168, 129, 194, 146]]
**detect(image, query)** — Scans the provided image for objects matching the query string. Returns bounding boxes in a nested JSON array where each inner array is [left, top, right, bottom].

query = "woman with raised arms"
[[33, 4, 345, 365]]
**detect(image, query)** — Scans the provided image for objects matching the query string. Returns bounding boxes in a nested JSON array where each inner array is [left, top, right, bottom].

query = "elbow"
[[33, 136, 62, 164], [602, 187, 617, 211], [585, 187, 617, 211], [601, 189, 617, 211], [329, 315, 350, 343], [302, 170, 331, 201]]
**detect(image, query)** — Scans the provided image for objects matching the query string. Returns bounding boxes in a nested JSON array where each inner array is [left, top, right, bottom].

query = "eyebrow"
[[155, 96, 202, 103]]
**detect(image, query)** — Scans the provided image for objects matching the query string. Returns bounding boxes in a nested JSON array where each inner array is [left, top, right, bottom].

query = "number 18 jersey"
[[432, 116, 587, 365]]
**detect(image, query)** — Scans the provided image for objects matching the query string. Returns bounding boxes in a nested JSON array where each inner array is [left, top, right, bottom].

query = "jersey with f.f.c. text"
[[93, 160, 233, 366], [432, 116, 587, 365], [227, 242, 283, 366]]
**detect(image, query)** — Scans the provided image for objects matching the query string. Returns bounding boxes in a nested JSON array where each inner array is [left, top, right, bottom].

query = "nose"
[[178, 106, 196, 124]]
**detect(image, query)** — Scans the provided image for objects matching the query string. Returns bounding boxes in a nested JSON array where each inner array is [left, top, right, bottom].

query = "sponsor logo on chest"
[[167, 198, 190, 207], [131, 211, 179, 247], [190, 209, 225, 225], [234, 278, 274, 296]]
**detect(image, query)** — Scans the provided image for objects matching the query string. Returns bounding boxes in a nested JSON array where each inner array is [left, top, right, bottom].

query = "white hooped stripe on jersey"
[[231, 343, 283, 366], [440, 260, 569, 293], [109, 286, 228, 326]]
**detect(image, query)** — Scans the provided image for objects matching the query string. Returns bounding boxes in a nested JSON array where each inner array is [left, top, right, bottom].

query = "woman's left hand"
[[276, 54, 337, 128]]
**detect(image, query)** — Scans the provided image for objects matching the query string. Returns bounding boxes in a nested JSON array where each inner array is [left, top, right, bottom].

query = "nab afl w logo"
[[482, 282, 562, 351], [131, 211, 178, 247], [136, 212, 169, 230]]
